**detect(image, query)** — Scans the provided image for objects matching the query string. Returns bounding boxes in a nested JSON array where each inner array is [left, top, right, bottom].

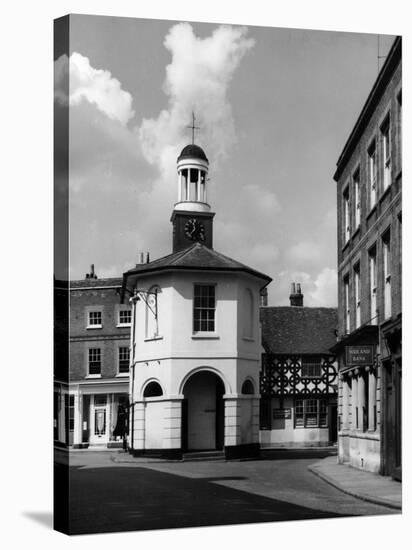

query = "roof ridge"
[[171, 242, 200, 263]]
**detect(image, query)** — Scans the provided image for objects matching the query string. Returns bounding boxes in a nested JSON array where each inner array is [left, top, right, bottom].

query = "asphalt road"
[[56, 449, 395, 535]]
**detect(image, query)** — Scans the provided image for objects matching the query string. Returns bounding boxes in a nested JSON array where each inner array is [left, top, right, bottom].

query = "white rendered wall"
[[144, 400, 166, 449], [259, 397, 331, 447], [129, 269, 265, 451]]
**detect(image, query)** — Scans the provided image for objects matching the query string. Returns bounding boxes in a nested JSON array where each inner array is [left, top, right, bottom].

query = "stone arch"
[[241, 378, 255, 395], [178, 366, 231, 396], [140, 378, 164, 399]]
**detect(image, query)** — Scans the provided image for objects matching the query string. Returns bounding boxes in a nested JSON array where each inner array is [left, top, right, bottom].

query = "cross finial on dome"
[[187, 111, 200, 145]]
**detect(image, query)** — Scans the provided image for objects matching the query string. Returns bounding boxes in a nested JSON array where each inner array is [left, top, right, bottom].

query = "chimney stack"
[[146, 252, 150, 264], [260, 287, 268, 307], [289, 282, 303, 307], [85, 264, 97, 280]]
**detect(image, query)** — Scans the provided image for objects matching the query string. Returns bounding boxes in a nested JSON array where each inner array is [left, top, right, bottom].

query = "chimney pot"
[[146, 252, 150, 264], [289, 282, 304, 307]]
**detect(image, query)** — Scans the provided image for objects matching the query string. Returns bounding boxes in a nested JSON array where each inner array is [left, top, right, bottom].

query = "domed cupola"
[[175, 140, 210, 214], [177, 144, 209, 163]]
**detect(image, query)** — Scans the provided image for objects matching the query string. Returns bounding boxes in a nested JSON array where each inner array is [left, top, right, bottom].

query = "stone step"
[[182, 450, 225, 462]]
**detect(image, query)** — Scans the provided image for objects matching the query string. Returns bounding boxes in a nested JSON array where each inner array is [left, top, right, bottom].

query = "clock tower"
[[170, 143, 215, 252]]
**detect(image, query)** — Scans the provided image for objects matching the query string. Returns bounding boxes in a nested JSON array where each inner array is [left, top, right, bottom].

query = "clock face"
[[184, 218, 205, 242]]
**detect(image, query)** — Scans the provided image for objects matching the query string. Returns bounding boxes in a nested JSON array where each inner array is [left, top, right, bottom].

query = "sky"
[[54, 15, 395, 306]]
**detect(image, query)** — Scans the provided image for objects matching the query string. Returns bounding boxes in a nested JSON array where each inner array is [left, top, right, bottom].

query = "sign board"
[[273, 408, 291, 419], [345, 345, 374, 366]]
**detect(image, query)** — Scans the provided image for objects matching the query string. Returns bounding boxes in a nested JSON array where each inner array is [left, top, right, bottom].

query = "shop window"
[[295, 398, 328, 428]]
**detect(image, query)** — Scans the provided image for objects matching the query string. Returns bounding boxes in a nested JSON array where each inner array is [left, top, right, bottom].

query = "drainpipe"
[[129, 288, 139, 451]]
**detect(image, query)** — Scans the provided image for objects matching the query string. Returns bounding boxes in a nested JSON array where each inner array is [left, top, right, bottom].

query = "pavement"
[[57, 448, 398, 535], [308, 456, 402, 510]]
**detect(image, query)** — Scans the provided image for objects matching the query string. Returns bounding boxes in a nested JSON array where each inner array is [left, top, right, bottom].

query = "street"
[[55, 449, 396, 535]]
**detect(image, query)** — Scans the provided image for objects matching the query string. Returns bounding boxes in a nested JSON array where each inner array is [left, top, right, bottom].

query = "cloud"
[[308, 267, 337, 306], [244, 184, 280, 214], [55, 53, 135, 125], [286, 240, 324, 266], [139, 23, 255, 175]]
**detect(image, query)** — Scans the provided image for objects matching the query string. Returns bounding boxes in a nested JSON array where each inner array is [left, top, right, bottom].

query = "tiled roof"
[[123, 243, 272, 283], [69, 277, 123, 289], [260, 306, 338, 355]]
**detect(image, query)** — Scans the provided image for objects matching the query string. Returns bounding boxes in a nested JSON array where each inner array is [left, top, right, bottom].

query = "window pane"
[[89, 311, 102, 325], [119, 310, 131, 324], [193, 285, 215, 332]]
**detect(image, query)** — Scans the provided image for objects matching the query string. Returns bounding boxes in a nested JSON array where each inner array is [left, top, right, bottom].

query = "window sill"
[[116, 323, 131, 328], [86, 374, 101, 379], [366, 204, 377, 220], [144, 336, 163, 342], [378, 184, 392, 203], [192, 333, 220, 340], [342, 239, 350, 253], [294, 426, 328, 430], [242, 336, 255, 342], [86, 325, 102, 330], [116, 373, 129, 377]]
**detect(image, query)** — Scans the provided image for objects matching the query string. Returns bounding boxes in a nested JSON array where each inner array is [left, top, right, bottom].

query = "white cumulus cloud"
[[308, 267, 337, 307], [139, 23, 255, 175], [54, 52, 135, 125]]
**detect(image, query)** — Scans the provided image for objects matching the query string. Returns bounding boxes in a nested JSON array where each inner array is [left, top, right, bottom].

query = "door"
[[183, 372, 225, 451], [187, 374, 216, 450], [89, 394, 109, 445], [328, 403, 338, 444]]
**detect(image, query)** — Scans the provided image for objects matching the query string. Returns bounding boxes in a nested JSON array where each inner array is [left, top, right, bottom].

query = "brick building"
[[54, 266, 132, 448], [259, 284, 338, 447], [331, 37, 401, 478]]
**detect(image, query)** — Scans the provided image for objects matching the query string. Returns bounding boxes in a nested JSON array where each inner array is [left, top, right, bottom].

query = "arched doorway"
[[182, 371, 225, 452]]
